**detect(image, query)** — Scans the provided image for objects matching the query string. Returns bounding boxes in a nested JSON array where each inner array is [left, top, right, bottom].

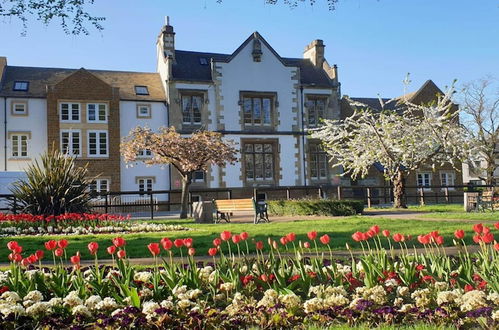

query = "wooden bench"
[[478, 190, 499, 212], [212, 198, 269, 224]]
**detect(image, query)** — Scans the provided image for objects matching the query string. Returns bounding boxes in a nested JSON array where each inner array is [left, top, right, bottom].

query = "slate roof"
[[0, 66, 166, 101], [349, 97, 399, 111], [172, 50, 336, 88]]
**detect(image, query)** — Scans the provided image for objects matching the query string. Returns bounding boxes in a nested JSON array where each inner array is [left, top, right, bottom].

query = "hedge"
[[266, 199, 364, 217]]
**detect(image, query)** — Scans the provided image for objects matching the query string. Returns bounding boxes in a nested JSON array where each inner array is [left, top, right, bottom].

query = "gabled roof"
[[0, 66, 166, 101], [171, 31, 336, 88]]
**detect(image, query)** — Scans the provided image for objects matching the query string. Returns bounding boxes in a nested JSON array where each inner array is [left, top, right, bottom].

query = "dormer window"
[[199, 57, 208, 65], [134, 86, 149, 95], [13, 81, 29, 91]]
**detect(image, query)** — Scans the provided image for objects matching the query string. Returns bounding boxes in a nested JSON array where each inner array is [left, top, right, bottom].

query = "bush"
[[267, 199, 364, 216], [9, 148, 93, 215]]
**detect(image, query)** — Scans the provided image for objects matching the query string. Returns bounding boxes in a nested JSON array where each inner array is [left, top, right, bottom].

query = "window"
[[181, 94, 202, 125], [309, 144, 328, 180], [87, 103, 107, 123], [193, 170, 205, 183], [10, 134, 29, 158], [89, 179, 109, 194], [13, 81, 29, 91], [137, 177, 154, 194], [417, 172, 432, 190], [306, 97, 327, 127], [242, 95, 272, 127], [440, 172, 455, 190], [135, 86, 149, 95], [60, 103, 80, 122], [137, 149, 152, 158], [87, 130, 108, 157], [136, 104, 151, 118], [61, 130, 81, 156], [243, 143, 274, 181], [11, 102, 27, 115], [199, 57, 208, 65]]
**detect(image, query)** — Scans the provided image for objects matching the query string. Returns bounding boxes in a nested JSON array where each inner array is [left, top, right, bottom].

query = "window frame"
[[416, 172, 432, 191], [89, 179, 110, 195], [180, 92, 204, 125], [240, 92, 276, 128], [12, 81, 29, 91], [309, 143, 328, 181], [9, 132, 30, 158], [305, 95, 328, 128], [60, 102, 81, 123], [440, 171, 456, 191], [60, 129, 81, 156], [192, 170, 205, 183], [136, 177, 155, 195], [136, 104, 152, 119], [242, 140, 277, 184], [137, 149, 152, 158], [11, 100, 28, 116], [86, 103, 108, 123], [87, 130, 109, 158], [134, 85, 149, 95]]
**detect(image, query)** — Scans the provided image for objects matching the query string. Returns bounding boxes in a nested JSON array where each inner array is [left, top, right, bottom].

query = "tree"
[[10, 148, 93, 215], [460, 77, 499, 185], [121, 127, 237, 219], [216, 0, 340, 10], [0, 0, 104, 35], [311, 83, 472, 208]]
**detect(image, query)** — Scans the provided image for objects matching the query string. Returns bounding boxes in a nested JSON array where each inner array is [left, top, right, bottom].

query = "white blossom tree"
[[312, 82, 474, 208]]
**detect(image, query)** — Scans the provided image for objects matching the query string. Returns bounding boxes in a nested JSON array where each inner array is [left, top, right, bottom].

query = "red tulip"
[[21, 258, 30, 267], [188, 248, 196, 256], [435, 236, 444, 245], [88, 242, 99, 255], [370, 225, 380, 235], [183, 238, 193, 248], [319, 234, 330, 245], [279, 237, 288, 245], [208, 247, 218, 256], [221, 231, 232, 241], [173, 239, 184, 248], [494, 243, 499, 251], [366, 230, 375, 238], [495, 222, 499, 230], [160, 238, 173, 250], [352, 231, 365, 242], [107, 246, 116, 255], [382, 230, 390, 238], [35, 250, 44, 260], [473, 234, 482, 244], [255, 241, 264, 250], [8, 253, 20, 262], [418, 234, 430, 245], [7, 241, 19, 251], [430, 231, 439, 239], [286, 233, 296, 242], [70, 252, 80, 265], [303, 242, 311, 249], [27, 254, 38, 264], [393, 233, 404, 242], [13, 246, 22, 254], [307, 231, 317, 240], [240, 232, 249, 240], [58, 239, 68, 249], [213, 238, 222, 247], [232, 235, 241, 244], [464, 284, 474, 292], [148, 243, 160, 256], [45, 240, 57, 251], [483, 226, 491, 234], [473, 223, 484, 234], [112, 237, 126, 248], [482, 232, 494, 244], [454, 230, 465, 240], [117, 250, 126, 259], [54, 248, 64, 257]]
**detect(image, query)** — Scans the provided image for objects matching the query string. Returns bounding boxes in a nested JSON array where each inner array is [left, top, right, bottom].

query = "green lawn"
[[0, 215, 490, 261]]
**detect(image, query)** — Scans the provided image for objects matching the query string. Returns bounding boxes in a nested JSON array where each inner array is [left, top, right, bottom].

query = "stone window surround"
[[60, 129, 81, 156], [8, 131, 31, 159], [58, 100, 111, 124], [86, 103, 108, 123], [305, 94, 329, 128], [239, 91, 278, 131], [87, 130, 109, 158], [178, 89, 206, 126], [308, 141, 329, 182], [240, 138, 280, 186], [10, 100, 29, 116], [136, 103, 152, 119]]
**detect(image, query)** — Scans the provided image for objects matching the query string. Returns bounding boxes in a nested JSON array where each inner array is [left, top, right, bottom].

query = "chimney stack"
[[303, 40, 325, 67], [159, 16, 175, 60]]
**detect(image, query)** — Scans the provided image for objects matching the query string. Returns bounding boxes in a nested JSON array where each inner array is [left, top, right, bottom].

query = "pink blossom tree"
[[121, 127, 237, 218]]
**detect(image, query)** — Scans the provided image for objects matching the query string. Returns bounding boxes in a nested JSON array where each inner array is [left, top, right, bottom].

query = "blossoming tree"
[[311, 83, 473, 208], [121, 127, 237, 218]]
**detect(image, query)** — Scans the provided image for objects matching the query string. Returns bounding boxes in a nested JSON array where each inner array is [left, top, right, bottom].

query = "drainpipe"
[[300, 85, 307, 186], [3, 97, 6, 171]]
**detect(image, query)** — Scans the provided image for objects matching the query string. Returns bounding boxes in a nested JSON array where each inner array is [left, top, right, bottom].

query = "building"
[[0, 19, 462, 204]]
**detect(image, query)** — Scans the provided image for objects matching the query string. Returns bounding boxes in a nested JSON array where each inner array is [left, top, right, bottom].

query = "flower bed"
[[0, 213, 189, 236], [1, 223, 499, 328]]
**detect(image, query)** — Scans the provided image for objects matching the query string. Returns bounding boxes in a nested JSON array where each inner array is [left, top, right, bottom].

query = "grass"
[[0, 215, 491, 261], [366, 204, 464, 212]]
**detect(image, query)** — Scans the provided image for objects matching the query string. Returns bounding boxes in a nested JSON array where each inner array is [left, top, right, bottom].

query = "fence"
[[0, 184, 495, 218]]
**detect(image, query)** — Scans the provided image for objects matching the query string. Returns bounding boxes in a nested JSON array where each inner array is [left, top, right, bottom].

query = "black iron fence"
[[0, 184, 496, 218]]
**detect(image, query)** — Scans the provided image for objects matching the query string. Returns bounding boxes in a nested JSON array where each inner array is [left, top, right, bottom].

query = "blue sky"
[[0, 0, 498, 97]]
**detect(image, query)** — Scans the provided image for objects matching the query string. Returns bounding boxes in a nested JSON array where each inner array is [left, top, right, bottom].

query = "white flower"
[[24, 290, 43, 303], [177, 299, 191, 309], [436, 291, 459, 305], [161, 300, 174, 309], [72, 305, 91, 317], [85, 295, 102, 310], [492, 310, 499, 321], [220, 282, 235, 292], [0, 303, 25, 317], [142, 301, 160, 315], [172, 285, 187, 297], [457, 290, 487, 312], [397, 286, 410, 297], [400, 304, 415, 312], [140, 288, 153, 299], [1, 291, 21, 303], [48, 298, 63, 307], [488, 292, 499, 305], [384, 279, 398, 288], [280, 293, 301, 309], [25, 302, 51, 317], [95, 297, 118, 311], [188, 289, 202, 300], [64, 291, 83, 308], [134, 272, 153, 283], [304, 297, 324, 313]]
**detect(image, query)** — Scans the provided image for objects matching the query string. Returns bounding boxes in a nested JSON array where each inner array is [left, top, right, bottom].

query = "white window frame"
[[12, 102, 27, 115], [60, 103, 81, 122], [137, 177, 154, 194], [440, 172, 455, 190], [137, 149, 152, 158], [417, 172, 432, 191], [10, 133, 29, 158], [60, 130, 81, 156], [137, 104, 151, 118], [87, 130, 109, 158], [89, 179, 110, 195], [87, 103, 108, 123], [13, 81, 29, 91]]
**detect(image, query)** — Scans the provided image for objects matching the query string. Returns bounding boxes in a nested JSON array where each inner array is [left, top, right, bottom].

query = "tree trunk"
[[393, 170, 407, 208], [180, 173, 192, 219]]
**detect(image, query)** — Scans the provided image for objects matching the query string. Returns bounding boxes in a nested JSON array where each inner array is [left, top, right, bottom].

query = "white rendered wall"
[[173, 82, 217, 131], [119, 101, 170, 199]]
